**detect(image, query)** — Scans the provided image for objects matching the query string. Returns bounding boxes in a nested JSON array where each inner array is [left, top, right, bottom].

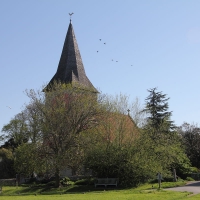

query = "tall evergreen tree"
[[141, 88, 190, 178], [143, 88, 175, 136]]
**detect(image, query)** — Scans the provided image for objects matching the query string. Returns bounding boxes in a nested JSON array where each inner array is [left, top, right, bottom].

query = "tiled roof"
[[95, 112, 140, 145], [46, 20, 97, 92]]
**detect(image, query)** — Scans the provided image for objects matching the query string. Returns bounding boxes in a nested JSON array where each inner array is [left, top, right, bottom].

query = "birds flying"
[[6, 106, 11, 109], [96, 39, 133, 66], [69, 12, 74, 16]]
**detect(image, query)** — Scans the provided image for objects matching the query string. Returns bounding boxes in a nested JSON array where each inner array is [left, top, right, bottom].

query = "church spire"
[[46, 19, 97, 92]]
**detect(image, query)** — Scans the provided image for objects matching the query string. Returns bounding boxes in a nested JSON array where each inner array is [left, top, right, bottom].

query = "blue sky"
[[1, 0, 200, 134]]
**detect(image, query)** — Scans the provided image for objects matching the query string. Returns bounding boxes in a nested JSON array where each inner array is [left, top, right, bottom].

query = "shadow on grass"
[[3, 184, 122, 195], [2, 181, 186, 196], [63, 185, 122, 193]]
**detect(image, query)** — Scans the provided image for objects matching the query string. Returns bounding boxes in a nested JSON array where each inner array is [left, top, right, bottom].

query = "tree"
[[1, 114, 28, 150], [84, 94, 142, 186], [14, 143, 45, 177], [141, 88, 190, 178], [143, 87, 175, 138], [22, 103, 43, 144], [101, 93, 146, 127], [178, 122, 200, 169], [0, 148, 15, 178], [23, 82, 104, 187]]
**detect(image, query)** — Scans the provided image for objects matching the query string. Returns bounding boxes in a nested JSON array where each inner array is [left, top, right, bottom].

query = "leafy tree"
[[0, 148, 15, 178], [0, 138, 19, 151], [178, 122, 200, 169], [23, 82, 105, 187], [1, 114, 28, 150], [22, 103, 43, 144], [84, 95, 142, 186], [1, 104, 43, 151], [14, 143, 45, 177], [85, 134, 170, 186]]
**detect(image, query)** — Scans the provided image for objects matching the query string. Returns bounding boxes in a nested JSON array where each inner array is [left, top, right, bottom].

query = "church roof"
[[45, 20, 97, 92]]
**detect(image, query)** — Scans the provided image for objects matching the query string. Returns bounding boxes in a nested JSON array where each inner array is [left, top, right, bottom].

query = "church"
[[45, 18, 139, 177]]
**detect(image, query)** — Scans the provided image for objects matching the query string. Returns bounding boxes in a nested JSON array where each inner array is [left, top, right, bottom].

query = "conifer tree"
[[143, 88, 175, 136]]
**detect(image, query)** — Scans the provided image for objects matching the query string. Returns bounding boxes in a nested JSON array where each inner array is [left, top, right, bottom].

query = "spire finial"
[[69, 12, 74, 22], [127, 109, 130, 115]]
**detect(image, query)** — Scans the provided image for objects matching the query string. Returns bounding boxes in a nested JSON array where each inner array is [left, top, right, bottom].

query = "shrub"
[[163, 176, 174, 182], [74, 178, 95, 185], [60, 177, 74, 186], [186, 177, 195, 181], [46, 181, 56, 186], [85, 145, 157, 187]]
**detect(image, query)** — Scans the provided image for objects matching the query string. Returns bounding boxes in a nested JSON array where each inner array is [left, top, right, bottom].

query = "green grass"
[[0, 181, 200, 200], [1, 190, 200, 200], [1, 181, 186, 195]]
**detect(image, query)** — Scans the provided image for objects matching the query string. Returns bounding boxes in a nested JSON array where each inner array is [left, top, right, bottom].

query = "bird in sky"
[[6, 106, 11, 109], [94, 39, 134, 66], [69, 12, 74, 16]]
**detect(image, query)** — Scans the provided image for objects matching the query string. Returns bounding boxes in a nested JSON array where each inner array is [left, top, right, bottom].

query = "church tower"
[[45, 19, 97, 93]]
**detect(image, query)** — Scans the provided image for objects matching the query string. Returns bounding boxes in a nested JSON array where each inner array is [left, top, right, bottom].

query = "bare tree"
[[101, 93, 145, 127]]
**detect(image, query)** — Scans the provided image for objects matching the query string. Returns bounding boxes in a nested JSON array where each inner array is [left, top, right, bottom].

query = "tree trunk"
[[55, 167, 60, 188]]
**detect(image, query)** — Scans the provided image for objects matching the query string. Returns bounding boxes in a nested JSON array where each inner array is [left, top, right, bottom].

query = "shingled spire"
[[46, 20, 97, 93]]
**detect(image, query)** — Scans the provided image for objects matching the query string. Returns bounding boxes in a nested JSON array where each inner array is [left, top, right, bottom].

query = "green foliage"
[[188, 167, 199, 173], [46, 181, 56, 187], [1, 115, 28, 148], [178, 123, 200, 169], [143, 88, 175, 137], [140, 88, 190, 179], [23, 82, 105, 187], [2, 84, 192, 190], [186, 176, 195, 181], [0, 148, 15, 178], [14, 143, 46, 176], [74, 178, 94, 185], [60, 177, 74, 186], [0, 181, 189, 199], [85, 143, 158, 186], [84, 128, 190, 186]]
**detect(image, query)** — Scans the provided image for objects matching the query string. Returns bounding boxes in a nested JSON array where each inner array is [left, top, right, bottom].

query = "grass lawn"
[[1, 190, 200, 200], [1, 181, 200, 200]]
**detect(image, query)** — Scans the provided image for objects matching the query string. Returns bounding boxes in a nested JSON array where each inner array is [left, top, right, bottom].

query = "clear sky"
[[1, 0, 200, 134]]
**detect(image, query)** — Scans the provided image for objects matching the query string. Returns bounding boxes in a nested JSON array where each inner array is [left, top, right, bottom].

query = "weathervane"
[[69, 12, 74, 22]]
